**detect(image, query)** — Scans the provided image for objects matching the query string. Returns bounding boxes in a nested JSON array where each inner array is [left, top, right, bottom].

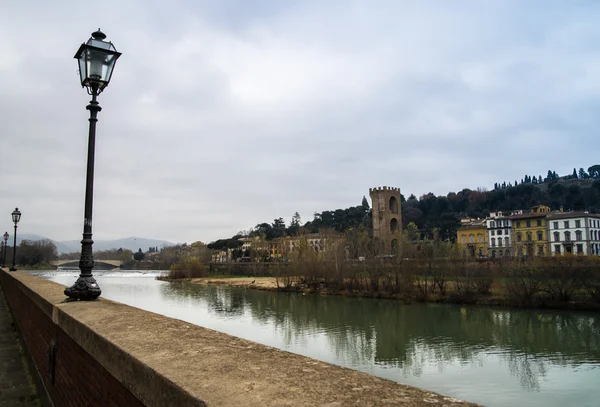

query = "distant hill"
[[13, 234, 175, 254]]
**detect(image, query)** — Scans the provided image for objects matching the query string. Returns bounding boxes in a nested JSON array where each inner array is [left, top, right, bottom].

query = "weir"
[[0, 269, 477, 407]]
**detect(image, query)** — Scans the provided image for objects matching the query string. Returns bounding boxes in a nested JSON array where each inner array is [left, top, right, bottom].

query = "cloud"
[[1, 0, 599, 244]]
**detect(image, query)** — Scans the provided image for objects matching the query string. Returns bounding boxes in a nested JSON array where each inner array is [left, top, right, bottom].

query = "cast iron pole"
[[64, 84, 102, 300]]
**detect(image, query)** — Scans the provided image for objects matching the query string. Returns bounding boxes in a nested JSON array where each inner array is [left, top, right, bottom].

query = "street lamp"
[[9, 208, 21, 271], [1, 232, 8, 267], [64, 29, 121, 301]]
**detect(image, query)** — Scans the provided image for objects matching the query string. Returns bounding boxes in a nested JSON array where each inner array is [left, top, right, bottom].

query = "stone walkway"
[[0, 277, 40, 406]]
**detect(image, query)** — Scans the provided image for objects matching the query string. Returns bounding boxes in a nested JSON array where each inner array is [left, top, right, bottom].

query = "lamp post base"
[[64, 275, 101, 301], [9, 266, 17, 272]]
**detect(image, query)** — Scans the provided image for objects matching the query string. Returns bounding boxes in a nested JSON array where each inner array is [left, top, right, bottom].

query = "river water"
[[31, 270, 600, 407]]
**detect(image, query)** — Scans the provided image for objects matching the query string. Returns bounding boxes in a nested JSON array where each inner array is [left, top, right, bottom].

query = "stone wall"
[[0, 270, 477, 407]]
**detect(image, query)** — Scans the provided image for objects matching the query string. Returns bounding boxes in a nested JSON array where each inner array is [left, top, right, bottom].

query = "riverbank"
[[180, 276, 600, 312]]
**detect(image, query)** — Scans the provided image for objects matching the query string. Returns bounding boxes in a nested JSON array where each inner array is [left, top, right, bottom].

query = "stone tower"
[[369, 186, 402, 254]]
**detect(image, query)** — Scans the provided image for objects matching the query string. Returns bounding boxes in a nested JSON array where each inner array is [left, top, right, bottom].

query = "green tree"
[[589, 165, 600, 178], [361, 196, 370, 211], [579, 168, 588, 179], [133, 248, 145, 261], [572, 168, 578, 179]]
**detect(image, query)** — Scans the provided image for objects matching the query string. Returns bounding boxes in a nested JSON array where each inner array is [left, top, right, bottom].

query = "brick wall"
[[1, 273, 145, 407]]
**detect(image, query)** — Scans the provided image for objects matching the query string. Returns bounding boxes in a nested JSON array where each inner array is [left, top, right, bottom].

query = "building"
[[370, 186, 402, 254], [457, 219, 487, 258], [509, 205, 551, 257], [546, 212, 600, 256], [486, 214, 512, 257]]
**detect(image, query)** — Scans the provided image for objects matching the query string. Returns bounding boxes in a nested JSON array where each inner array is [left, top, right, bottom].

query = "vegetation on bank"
[[269, 255, 600, 309]]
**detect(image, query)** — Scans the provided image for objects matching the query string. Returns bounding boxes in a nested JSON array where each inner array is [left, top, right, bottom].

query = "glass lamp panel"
[[103, 54, 117, 83], [78, 55, 87, 85]]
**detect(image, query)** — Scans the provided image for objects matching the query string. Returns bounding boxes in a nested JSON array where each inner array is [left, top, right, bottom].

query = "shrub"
[[168, 257, 206, 279]]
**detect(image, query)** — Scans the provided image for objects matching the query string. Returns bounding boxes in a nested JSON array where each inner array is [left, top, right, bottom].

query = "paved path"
[[0, 274, 40, 406]]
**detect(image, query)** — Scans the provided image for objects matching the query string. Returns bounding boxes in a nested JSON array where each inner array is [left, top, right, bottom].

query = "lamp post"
[[9, 208, 21, 271], [64, 29, 121, 301], [1, 232, 7, 267]]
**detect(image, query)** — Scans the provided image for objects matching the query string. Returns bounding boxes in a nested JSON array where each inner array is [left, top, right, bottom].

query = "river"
[[30, 269, 600, 407]]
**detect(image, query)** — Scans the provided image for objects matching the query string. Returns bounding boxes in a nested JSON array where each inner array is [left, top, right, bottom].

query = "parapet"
[[369, 186, 401, 194]]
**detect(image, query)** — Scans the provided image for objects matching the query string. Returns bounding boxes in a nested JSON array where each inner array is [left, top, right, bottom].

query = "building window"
[[505, 229, 509, 235], [498, 229, 503, 235], [505, 237, 509, 247], [498, 238, 503, 247], [554, 232, 560, 242], [565, 231, 571, 242], [576, 230, 582, 241], [526, 220, 531, 228], [553, 222, 559, 230], [527, 232, 532, 242], [478, 248, 483, 256], [516, 221, 521, 228], [469, 234, 475, 243], [478, 234, 483, 243], [577, 244, 583, 254], [491, 238, 496, 247], [537, 231, 543, 241], [575, 220, 581, 228], [517, 233, 522, 242], [461, 235, 466, 244], [564, 221, 570, 229], [537, 219, 542, 227], [491, 230, 495, 236], [555, 245, 561, 254], [490, 221, 496, 228]]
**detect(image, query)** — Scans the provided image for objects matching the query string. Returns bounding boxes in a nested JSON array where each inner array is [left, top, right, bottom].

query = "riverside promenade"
[[0, 268, 39, 406]]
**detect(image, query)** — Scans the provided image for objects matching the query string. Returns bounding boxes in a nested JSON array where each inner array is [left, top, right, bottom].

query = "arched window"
[[469, 234, 475, 243], [462, 235, 466, 244], [389, 196, 399, 214], [390, 218, 399, 233], [478, 234, 483, 243], [575, 230, 582, 241], [505, 237, 509, 247], [498, 238, 503, 247], [505, 249, 510, 257], [554, 232, 560, 242], [491, 238, 496, 247]]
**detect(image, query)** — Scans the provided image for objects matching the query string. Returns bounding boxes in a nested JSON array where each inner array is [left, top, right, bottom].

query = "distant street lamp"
[[9, 208, 21, 271], [64, 29, 121, 301], [1, 232, 8, 267]]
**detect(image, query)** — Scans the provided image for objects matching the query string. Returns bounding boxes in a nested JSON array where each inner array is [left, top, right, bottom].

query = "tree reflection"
[[159, 282, 600, 391]]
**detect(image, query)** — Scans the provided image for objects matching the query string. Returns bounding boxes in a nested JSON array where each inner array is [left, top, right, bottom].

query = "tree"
[[538, 175, 542, 183], [589, 165, 600, 178], [288, 212, 302, 235], [133, 248, 145, 261], [16, 239, 58, 266], [572, 168, 578, 179], [361, 196, 370, 211], [579, 168, 588, 179]]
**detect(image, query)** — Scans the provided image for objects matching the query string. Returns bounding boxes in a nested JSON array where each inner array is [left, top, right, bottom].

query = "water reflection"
[[35, 271, 600, 407]]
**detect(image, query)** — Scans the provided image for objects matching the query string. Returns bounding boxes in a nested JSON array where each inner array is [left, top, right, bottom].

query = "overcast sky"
[[1, 1, 599, 244]]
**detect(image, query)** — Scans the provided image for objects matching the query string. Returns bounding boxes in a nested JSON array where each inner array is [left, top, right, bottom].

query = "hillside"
[[13, 234, 175, 254]]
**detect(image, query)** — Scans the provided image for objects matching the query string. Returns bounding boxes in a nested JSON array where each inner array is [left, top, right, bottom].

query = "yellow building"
[[509, 205, 551, 257], [456, 220, 487, 258]]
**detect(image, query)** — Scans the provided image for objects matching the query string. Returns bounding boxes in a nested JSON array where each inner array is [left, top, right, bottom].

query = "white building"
[[547, 212, 600, 256], [486, 216, 513, 257]]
